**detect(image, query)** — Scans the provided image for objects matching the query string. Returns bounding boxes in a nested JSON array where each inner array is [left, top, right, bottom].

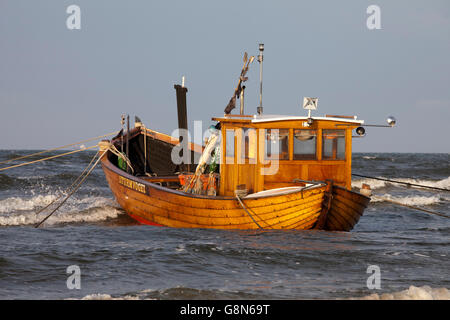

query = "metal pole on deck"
[[240, 85, 246, 115], [120, 114, 125, 154], [257, 43, 264, 115], [126, 114, 130, 174]]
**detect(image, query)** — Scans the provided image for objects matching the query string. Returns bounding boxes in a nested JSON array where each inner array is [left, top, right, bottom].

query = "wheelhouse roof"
[[251, 114, 364, 124], [212, 114, 365, 125]]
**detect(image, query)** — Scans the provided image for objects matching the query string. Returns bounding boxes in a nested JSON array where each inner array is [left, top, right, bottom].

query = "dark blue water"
[[0, 151, 448, 299]]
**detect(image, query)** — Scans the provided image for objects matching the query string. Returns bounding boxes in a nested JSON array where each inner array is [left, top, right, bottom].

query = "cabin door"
[[235, 128, 257, 194], [220, 127, 257, 196]]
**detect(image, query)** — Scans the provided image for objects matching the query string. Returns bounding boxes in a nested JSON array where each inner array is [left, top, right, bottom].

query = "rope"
[[236, 195, 275, 230], [0, 131, 118, 165], [34, 150, 100, 217], [377, 196, 450, 219], [107, 143, 134, 174], [236, 195, 264, 229], [352, 173, 449, 192], [34, 151, 106, 228], [0, 145, 98, 172]]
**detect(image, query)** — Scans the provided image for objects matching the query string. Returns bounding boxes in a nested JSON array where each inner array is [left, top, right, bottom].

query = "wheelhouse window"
[[293, 129, 317, 160], [225, 129, 235, 161], [322, 130, 345, 160], [241, 128, 257, 163], [265, 129, 289, 160]]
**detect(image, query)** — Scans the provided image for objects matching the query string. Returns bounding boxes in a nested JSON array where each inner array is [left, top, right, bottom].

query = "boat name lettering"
[[118, 176, 146, 193]]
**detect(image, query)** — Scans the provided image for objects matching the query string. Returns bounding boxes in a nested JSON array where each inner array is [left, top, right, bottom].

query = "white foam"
[[352, 176, 450, 191], [355, 286, 450, 300], [371, 193, 443, 206], [83, 285, 450, 300], [80, 293, 141, 300], [0, 195, 58, 213], [393, 176, 450, 190], [79, 289, 156, 300], [352, 179, 387, 190], [47, 205, 122, 225], [0, 195, 122, 226]]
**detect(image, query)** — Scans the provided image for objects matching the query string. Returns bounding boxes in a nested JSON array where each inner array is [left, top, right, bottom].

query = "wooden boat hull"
[[101, 152, 328, 230], [102, 129, 370, 231], [324, 186, 371, 231]]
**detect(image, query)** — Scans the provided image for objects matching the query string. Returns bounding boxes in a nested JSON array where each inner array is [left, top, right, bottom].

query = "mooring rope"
[[376, 196, 450, 219], [352, 173, 449, 192], [107, 143, 134, 173], [34, 150, 101, 217], [235, 195, 264, 230], [0, 131, 119, 166], [34, 151, 106, 228], [235, 194, 276, 230], [0, 145, 99, 172]]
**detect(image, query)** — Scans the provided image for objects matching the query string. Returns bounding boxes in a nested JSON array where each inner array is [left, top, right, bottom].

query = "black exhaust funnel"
[[174, 83, 189, 171], [174, 84, 188, 134]]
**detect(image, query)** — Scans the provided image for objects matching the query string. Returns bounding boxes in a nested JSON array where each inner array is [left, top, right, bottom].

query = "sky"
[[0, 0, 449, 152]]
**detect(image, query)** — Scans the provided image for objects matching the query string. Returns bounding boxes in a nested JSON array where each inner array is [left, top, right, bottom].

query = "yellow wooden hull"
[[101, 152, 328, 230], [325, 186, 371, 231]]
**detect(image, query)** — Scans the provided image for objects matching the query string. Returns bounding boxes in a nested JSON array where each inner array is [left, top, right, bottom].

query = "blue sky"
[[1, 0, 449, 152]]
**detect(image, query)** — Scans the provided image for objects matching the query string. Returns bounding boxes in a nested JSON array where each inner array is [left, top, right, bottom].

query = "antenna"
[[257, 43, 264, 115]]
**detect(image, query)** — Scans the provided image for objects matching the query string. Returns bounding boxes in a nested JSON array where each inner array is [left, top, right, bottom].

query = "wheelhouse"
[[213, 114, 364, 196]]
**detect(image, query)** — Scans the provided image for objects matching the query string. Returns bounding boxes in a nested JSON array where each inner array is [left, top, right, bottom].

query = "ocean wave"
[[353, 286, 450, 300], [0, 172, 105, 190], [0, 195, 122, 226], [0, 195, 58, 213], [80, 285, 450, 300], [352, 176, 450, 191], [0, 174, 18, 190], [80, 293, 143, 300], [78, 287, 258, 300], [352, 179, 387, 190], [370, 193, 445, 206]]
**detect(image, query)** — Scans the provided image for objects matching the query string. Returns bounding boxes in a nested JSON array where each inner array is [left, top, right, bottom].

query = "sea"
[[0, 151, 448, 300]]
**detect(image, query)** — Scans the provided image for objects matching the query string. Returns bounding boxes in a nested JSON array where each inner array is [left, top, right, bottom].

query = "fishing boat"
[[100, 46, 375, 231]]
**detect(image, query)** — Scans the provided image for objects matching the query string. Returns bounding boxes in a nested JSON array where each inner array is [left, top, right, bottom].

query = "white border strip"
[[251, 115, 364, 124]]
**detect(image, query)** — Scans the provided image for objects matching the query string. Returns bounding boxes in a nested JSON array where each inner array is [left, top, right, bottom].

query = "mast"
[[257, 43, 264, 115], [239, 85, 246, 115]]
